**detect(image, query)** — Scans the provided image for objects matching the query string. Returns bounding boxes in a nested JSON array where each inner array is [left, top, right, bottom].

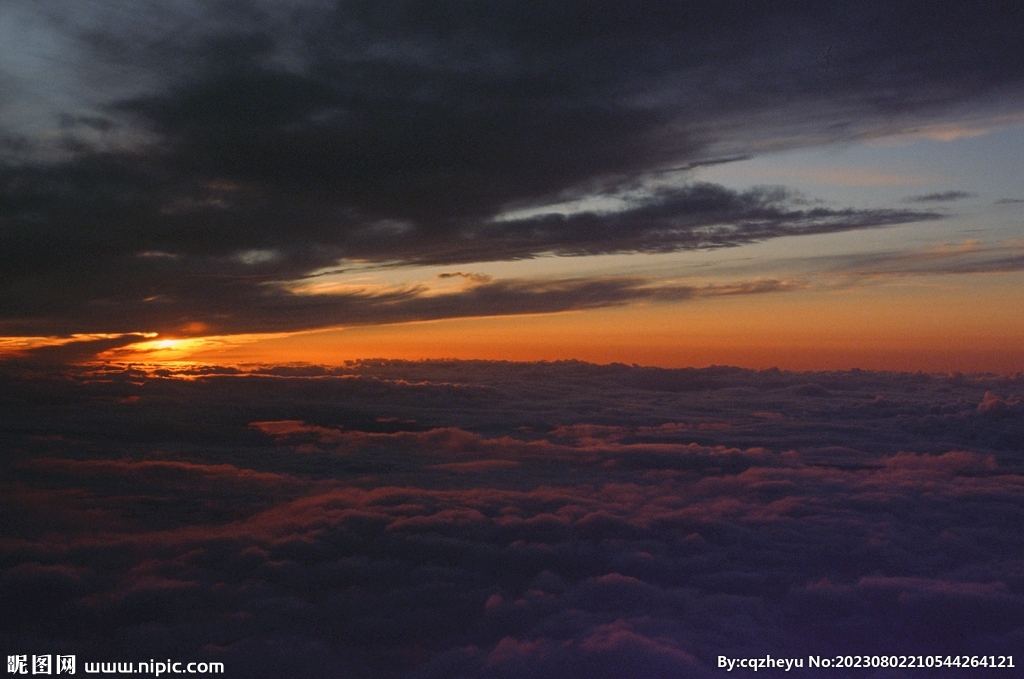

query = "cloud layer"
[[2, 360, 1023, 676]]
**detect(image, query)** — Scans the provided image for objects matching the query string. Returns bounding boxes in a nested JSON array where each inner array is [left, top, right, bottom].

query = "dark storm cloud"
[[2, 362, 1023, 676], [3, 0, 1021, 334]]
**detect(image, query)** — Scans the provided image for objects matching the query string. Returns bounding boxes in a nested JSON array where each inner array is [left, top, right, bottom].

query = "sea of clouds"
[[2, 360, 1022, 677]]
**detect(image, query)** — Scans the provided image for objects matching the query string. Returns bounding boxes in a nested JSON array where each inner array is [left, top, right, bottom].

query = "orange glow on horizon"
[[5, 274, 1021, 374], [129, 275, 1024, 374]]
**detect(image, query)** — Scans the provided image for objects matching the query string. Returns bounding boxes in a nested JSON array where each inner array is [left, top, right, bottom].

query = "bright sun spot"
[[93, 331, 298, 366], [102, 337, 212, 361]]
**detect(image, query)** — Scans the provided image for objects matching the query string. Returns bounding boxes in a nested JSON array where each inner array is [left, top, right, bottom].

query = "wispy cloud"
[[818, 239, 1024, 280], [2, 273, 807, 351], [0, 333, 153, 364], [905, 190, 977, 203]]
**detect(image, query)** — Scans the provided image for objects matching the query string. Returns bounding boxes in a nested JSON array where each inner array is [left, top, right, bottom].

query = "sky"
[[3, 6, 1024, 676], [2, 0, 1023, 371]]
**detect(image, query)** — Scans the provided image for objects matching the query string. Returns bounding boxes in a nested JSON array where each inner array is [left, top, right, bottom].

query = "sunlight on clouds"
[[696, 152, 938, 190], [282, 267, 495, 298], [0, 333, 156, 356], [873, 110, 1024, 145], [921, 239, 983, 254], [234, 249, 280, 265], [492, 190, 645, 222], [281, 279, 423, 296], [814, 238, 1024, 281], [106, 337, 206, 360], [98, 333, 287, 363]]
